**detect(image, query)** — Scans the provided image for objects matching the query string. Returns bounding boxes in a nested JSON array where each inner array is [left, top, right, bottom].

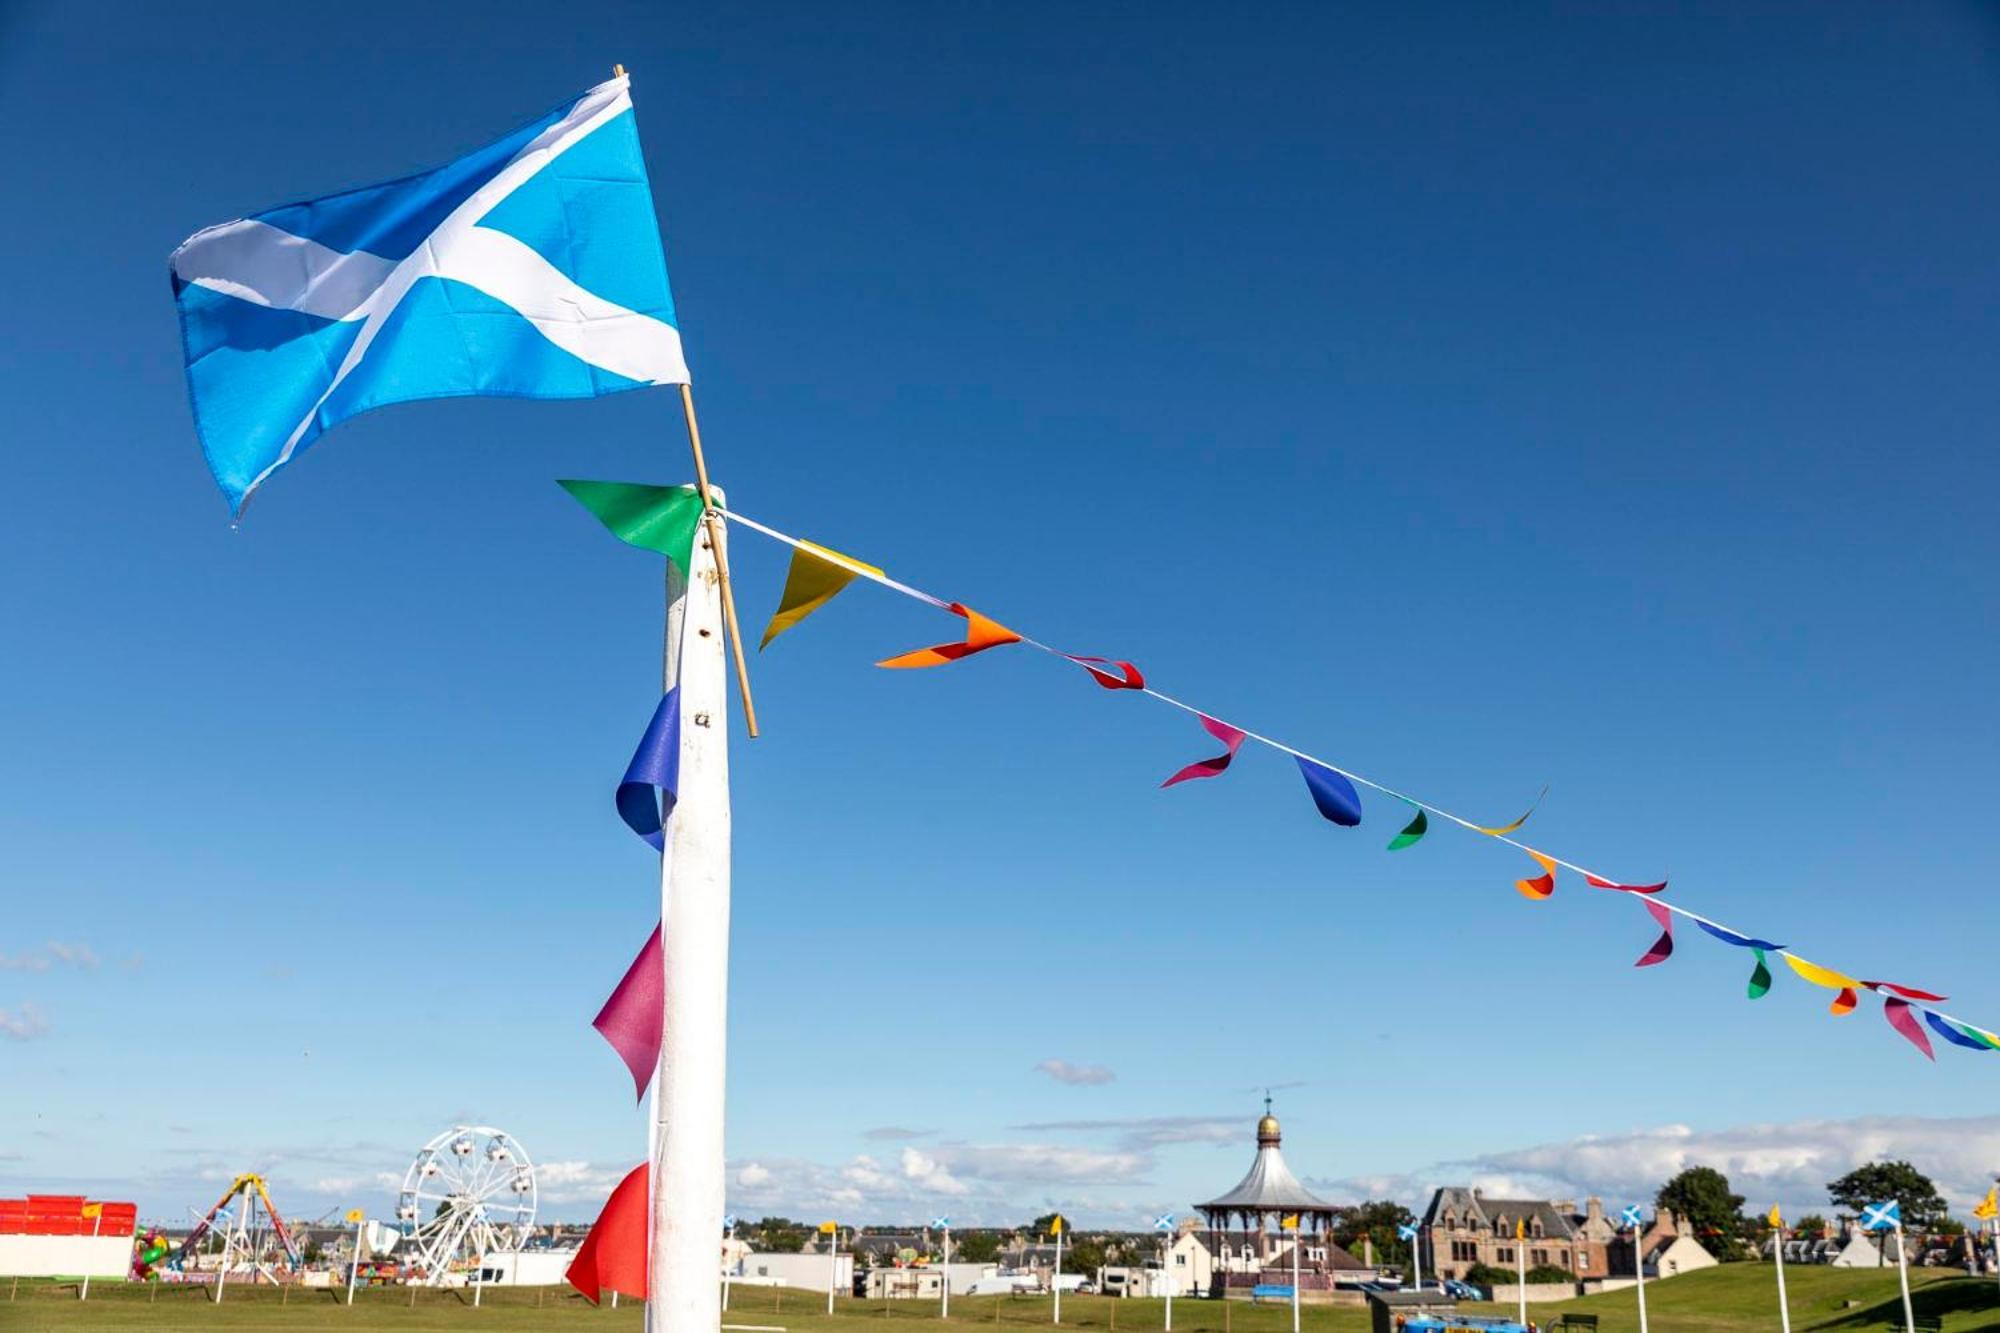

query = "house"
[[1421, 1188, 1613, 1281], [737, 1250, 854, 1292], [1608, 1208, 1717, 1280]]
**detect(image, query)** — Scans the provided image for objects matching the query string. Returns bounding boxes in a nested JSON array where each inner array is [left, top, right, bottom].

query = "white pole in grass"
[[1153, 1214, 1174, 1333], [1622, 1207, 1648, 1333], [1893, 1222, 1915, 1333], [723, 1216, 737, 1312], [1769, 1209, 1791, 1333], [79, 1207, 103, 1301], [1288, 1219, 1300, 1333], [346, 1212, 363, 1307], [646, 487, 734, 1333], [1513, 1224, 1525, 1330], [827, 1225, 841, 1316], [1052, 1220, 1064, 1326], [937, 1218, 951, 1321]]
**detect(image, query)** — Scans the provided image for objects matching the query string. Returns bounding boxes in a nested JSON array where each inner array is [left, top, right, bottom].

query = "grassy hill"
[[3, 1266, 1997, 1332]]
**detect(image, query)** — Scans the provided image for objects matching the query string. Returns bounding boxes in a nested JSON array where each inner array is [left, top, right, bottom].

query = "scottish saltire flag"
[[171, 74, 688, 514], [1153, 1213, 1175, 1232], [1397, 1222, 1418, 1242], [1620, 1204, 1643, 1227], [1862, 1200, 1902, 1231], [931, 1215, 951, 1230], [723, 1214, 738, 1231]]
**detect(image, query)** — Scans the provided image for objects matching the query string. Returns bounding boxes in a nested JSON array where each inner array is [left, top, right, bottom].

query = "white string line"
[[715, 505, 1992, 1043]]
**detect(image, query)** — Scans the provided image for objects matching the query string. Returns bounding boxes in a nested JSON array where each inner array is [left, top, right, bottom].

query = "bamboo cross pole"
[[676, 383, 759, 736]]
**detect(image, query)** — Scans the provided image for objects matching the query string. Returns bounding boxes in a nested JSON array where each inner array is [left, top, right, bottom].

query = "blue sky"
[[5, 0, 2000, 1226]]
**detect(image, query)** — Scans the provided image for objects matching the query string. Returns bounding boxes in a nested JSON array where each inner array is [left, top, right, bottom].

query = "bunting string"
[[700, 502, 1997, 1059]]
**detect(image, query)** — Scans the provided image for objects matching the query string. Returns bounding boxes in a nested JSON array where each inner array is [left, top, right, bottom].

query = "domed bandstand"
[[1194, 1100, 1372, 1298]]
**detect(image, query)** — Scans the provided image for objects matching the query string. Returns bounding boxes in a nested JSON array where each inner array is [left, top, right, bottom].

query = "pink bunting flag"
[[1584, 872, 1668, 895], [1883, 998, 1937, 1061], [1161, 714, 1248, 787], [1635, 899, 1674, 967], [592, 925, 664, 1099]]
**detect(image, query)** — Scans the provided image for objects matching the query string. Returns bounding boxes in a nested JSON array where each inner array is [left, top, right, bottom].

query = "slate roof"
[[1422, 1187, 1580, 1240]]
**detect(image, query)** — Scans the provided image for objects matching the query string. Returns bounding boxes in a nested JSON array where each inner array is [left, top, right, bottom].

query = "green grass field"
[[3, 1266, 1997, 1333]]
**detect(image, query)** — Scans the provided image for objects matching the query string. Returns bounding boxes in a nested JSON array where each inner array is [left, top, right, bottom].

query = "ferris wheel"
[[394, 1126, 537, 1283]]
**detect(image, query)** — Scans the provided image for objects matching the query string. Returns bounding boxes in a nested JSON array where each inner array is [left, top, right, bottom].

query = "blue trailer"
[[1400, 1318, 1533, 1333]]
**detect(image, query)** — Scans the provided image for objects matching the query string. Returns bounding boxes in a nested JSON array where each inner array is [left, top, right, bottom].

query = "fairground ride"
[[394, 1125, 537, 1285]]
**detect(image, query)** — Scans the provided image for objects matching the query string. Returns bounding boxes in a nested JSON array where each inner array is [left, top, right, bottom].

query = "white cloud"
[[899, 1147, 969, 1196], [0, 1004, 50, 1041], [1034, 1059, 1115, 1086], [864, 1126, 935, 1142], [1014, 1116, 1242, 1152], [1307, 1115, 2000, 1217], [0, 942, 99, 973], [737, 1163, 772, 1187]]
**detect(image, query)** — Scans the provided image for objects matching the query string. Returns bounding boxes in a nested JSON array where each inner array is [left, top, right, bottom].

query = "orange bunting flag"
[[566, 1163, 649, 1305], [1515, 850, 1557, 900], [878, 603, 1021, 669], [1477, 785, 1549, 837]]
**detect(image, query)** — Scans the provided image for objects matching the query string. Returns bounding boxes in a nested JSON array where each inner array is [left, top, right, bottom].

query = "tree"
[[1029, 1213, 1065, 1237], [1331, 1201, 1414, 1269], [1064, 1239, 1108, 1276], [954, 1231, 1002, 1264], [1524, 1264, 1572, 1284], [1656, 1166, 1746, 1261], [1794, 1213, 1828, 1239], [1826, 1161, 1949, 1231]]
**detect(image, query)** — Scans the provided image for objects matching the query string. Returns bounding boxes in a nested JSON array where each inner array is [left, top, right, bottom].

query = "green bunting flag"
[[1386, 806, 1428, 851], [1748, 948, 1773, 1000], [559, 480, 705, 576]]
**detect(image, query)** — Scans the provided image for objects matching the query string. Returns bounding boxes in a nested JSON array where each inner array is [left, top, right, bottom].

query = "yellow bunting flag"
[[1782, 954, 1862, 1015], [1280, 1214, 1299, 1231], [1768, 1205, 1783, 1229], [81, 1204, 102, 1220], [761, 541, 882, 650], [1050, 1216, 1064, 1236], [1974, 1188, 1997, 1222], [1476, 785, 1549, 837], [346, 1209, 365, 1224], [1514, 1218, 1525, 1240], [819, 1221, 838, 1234]]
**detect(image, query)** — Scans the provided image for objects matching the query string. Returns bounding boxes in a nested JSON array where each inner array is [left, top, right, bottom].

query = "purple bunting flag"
[[1883, 997, 1936, 1061], [1161, 714, 1247, 787], [1635, 900, 1674, 968]]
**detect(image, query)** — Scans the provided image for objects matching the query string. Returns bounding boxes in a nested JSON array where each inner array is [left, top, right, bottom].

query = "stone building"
[[1418, 1188, 1615, 1281]]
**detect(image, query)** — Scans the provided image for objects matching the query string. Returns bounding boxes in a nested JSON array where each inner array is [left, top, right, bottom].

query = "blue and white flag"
[[1620, 1205, 1644, 1228], [1397, 1222, 1418, 1242], [723, 1214, 738, 1231], [1862, 1200, 1902, 1231], [171, 74, 689, 514], [931, 1215, 951, 1230], [1152, 1212, 1175, 1232]]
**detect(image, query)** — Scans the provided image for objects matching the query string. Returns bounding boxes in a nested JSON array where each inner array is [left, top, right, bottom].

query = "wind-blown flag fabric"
[[567, 1162, 650, 1303], [617, 689, 682, 850], [1162, 714, 1248, 787], [1296, 756, 1363, 826], [593, 925, 664, 1098], [172, 75, 689, 513]]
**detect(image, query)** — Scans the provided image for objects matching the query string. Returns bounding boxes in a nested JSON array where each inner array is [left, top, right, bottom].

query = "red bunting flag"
[[878, 603, 1021, 668], [1584, 872, 1668, 895], [1161, 715, 1248, 787], [1883, 998, 1937, 1061], [1063, 654, 1146, 690], [566, 1162, 650, 1304], [592, 926, 663, 1101], [1863, 980, 1949, 1003], [1634, 900, 1674, 967], [1515, 851, 1557, 900]]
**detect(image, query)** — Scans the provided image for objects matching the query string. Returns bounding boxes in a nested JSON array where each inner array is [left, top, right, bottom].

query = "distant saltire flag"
[[932, 1215, 951, 1230], [170, 74, 689, 514], [1861, 1200, 1902, 1232], [1397, 1223, 1418, 1242], [1620, 1205, 1643, 1228], [566, 1162, 649, 1304], [1154, 1213, 1176, 1232]]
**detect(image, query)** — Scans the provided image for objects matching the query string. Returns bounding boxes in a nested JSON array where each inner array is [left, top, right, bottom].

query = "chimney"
[[1585, 1198, 1605, 1226]]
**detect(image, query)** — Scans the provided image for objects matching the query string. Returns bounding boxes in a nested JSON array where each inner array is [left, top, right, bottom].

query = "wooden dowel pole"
[[677, 383, 760, 737]]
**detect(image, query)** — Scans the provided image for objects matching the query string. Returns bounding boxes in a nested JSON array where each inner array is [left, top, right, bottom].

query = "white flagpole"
[[1162, 1227, 1173, 1332], [346, 1217, 362, 1307], [473, 1242, 484, 1307], [646, 488, 734, 1333], [1772, 1222, 1790, 1333], [1991, 1213, 1999, 1300], [1633, 1218, 1649, 1333], [1413, 1227, 1424, 1292], [1893, 1222, 1915, 1333], [1289, 1225, 1300, 1333], [828, 1229, 840, 1316], [1052, 1225, 1063, 1326], [80, 1209, 102, 1301], [1514, 1231, 1525, 1329], [941, 1224, 951, 1321]]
